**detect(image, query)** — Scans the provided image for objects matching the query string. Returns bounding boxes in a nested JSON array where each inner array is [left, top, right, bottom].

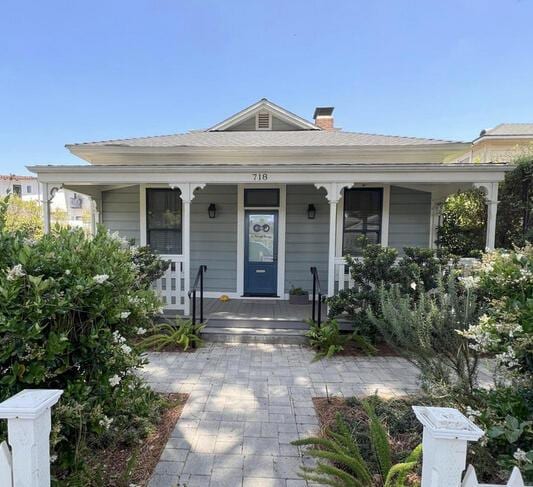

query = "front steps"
[[202, 318, 309, 344]]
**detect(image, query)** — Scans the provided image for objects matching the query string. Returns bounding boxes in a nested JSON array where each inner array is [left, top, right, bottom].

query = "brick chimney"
[[313, 107, 335, 130]]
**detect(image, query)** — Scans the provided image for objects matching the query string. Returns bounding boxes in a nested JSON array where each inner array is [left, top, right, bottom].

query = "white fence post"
[[0, 389, 63, 487], [413, 406, 484, 487]]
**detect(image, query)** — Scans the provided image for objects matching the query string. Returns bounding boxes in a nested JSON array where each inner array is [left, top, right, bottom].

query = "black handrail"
[[188, 265, 207, 325], [310, 266, 323, 326]]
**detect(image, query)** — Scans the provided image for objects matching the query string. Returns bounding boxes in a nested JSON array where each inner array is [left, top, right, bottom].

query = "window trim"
[[341, 187, 384, 255], [145, 187, 183, 255]]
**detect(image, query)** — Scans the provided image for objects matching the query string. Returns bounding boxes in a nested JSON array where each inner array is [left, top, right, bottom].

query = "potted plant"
[[289, 286, 309, 305]]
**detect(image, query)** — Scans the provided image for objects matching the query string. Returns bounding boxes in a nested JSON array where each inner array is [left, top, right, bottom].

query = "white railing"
[[414, 406, 530, 487], [152, 254, 185, 311], [0, 389, 63, 487], [334, 256, 353, 292]]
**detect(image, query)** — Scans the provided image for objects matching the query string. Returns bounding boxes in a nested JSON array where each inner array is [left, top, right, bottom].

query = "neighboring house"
[[1, 174, 92, 229], [454, 123, 533, 164], [29, 98, 511, 314]]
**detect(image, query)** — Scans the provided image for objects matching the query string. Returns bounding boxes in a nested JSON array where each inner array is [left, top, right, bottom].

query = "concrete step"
[[201, 326, 309, 344], [207, 318, 309, 330]]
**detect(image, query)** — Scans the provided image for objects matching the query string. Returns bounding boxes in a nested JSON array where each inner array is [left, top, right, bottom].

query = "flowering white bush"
[[460, 245, 532, 385]]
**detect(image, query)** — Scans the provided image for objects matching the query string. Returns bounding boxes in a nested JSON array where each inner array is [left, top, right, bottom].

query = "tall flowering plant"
[[460, 245, 532, 385], [0, 197, 166, 477]]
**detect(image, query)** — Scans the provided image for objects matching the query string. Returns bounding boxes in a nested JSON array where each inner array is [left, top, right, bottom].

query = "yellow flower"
[[219, 294, 230, 302]]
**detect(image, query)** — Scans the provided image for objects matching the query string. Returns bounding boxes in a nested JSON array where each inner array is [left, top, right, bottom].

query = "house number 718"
[[252, 173, 268, 181]]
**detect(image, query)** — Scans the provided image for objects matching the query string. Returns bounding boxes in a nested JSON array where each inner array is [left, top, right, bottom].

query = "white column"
[[413, 406, 484, 487], [485, 183, 499, 250], [327, 200, 337, 297], [0, 389, 63, 487], [40, 183, 50, 234], [170, 183, 205, 316], [315, 182, 354, 297]]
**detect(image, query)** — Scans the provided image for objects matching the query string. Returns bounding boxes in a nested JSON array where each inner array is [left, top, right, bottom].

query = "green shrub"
[[369, 273, 480, 396], [326, 239, 452, 343], [460, 245, 532, 385], [140, 318, 204, 351], [292, 399, 422, 486], [306, 319, 348, 359], [0, 198, 165, 480], [436, 188, 487, 257], [2, 195, 43, 237]]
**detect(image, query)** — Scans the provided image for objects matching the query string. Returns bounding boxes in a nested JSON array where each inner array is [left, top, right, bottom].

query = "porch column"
[[170, 183, 206, 316], [475, 182, 499, 250], [316, 182, 354, 297], [40, 182, 51, 234]]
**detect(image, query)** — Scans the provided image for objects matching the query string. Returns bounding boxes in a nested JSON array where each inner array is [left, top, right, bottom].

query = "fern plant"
[[139, 318, 204, 351], [306, 319, 348, 359], [292, 399, 422, 486]]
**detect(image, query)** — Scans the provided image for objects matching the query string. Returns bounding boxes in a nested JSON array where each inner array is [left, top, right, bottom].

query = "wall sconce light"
[[307, 203, 316, 219], [208, 203, 217, 219]]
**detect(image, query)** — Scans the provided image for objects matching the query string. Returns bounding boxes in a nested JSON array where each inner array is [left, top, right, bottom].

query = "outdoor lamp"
[[208, 203, 217, 219], [307, 203, 316, 219]]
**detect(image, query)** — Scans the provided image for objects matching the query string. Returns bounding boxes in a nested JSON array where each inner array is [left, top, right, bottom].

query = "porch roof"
[[28, 162, 511, 185]]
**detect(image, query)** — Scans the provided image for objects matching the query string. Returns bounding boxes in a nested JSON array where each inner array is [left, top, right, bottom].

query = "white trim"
[[139, 184, 147, 245], [32, 165, 510, 186], [381, 184, 390, 247], [236, 184, 286, 297]]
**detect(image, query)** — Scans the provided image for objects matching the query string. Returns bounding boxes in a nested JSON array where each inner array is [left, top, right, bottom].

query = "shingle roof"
[[0, 174, 35, 181], [70, 130, 458, 148], [482, 123, 533, 137]]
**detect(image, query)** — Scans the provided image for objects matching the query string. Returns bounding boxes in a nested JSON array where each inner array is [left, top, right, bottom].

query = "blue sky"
[[1, 0, 533, 174]]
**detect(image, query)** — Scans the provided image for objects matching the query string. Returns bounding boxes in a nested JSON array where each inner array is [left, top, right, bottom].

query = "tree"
[[2, 195, 43, 237], [496, 155, 533, 248], [436, 188, 487, 257]]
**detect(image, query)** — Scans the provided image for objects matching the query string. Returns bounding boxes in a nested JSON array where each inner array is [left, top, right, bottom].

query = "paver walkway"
[[140, 344, 420, 487]]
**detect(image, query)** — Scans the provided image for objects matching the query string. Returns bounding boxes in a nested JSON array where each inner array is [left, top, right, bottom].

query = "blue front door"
[[244, 211, 278, 296]]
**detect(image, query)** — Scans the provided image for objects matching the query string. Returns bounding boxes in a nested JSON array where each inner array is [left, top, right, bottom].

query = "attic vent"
[[256, 112, 271, 130]]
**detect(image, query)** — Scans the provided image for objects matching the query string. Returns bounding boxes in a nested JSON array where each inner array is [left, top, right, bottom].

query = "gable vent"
[[256, 112, 271, 130]]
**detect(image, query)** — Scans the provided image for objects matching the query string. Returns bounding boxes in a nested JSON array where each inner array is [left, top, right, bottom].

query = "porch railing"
[[152, 255, 186, 311], [334, 256, 354, 293], [189, 265, 207, 325], [310, 266, 323, 326]]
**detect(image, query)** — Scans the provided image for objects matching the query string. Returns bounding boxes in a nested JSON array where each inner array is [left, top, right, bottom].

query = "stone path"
[[140, 344, 420, 487]]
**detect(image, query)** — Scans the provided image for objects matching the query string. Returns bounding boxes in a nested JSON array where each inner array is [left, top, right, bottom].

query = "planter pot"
[[289, 293, 309, 305]]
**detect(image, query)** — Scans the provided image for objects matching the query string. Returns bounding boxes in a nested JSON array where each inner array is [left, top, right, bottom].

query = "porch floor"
[[203, 298, 324, 322]]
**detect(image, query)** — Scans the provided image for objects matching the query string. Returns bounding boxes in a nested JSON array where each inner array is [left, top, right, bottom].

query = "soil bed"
[[86, 392, 188, 486]]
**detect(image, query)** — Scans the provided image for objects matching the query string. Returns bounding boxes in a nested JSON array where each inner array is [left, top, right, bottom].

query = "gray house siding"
[[190, 185, 237, 292], [102, 185, 140, 243], [284, 185, 329, 294], [388, 186, 431, 251]]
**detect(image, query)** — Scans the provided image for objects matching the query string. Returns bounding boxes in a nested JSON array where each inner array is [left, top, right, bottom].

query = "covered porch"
[[30, 164, 507, 318]]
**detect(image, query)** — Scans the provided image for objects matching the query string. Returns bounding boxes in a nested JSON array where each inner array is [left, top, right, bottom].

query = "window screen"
[[146, 188, 182, 254], [343, 188, 383, 255], [244, 188, 280, 207]]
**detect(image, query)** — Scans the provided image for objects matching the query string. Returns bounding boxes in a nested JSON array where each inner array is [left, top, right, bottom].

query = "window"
[[26, 185, 32, 193], [256, 112, 271, 130], [342, 188, 383, 255], [244, 188, 280, 207], [146, 188, 182, 254], [12, 184, 22, 196]]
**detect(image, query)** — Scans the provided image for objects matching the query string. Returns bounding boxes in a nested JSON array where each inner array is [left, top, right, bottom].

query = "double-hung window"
[[342, 188, 383, 255], [146, 188, 182, 254]]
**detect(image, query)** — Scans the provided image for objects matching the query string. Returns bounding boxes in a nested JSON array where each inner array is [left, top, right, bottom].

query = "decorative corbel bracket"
[[315, 182, 355, 203], [168, 183, 206, 203]]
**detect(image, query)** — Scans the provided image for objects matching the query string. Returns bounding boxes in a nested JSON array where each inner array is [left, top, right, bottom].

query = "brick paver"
[[140, 344, 420, 487]]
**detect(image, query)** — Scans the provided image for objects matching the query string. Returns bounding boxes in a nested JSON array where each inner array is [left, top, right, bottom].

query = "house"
[[28, 98, 510, 320], [455, 123, 533, 164], [1, 174, 93, 229]]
